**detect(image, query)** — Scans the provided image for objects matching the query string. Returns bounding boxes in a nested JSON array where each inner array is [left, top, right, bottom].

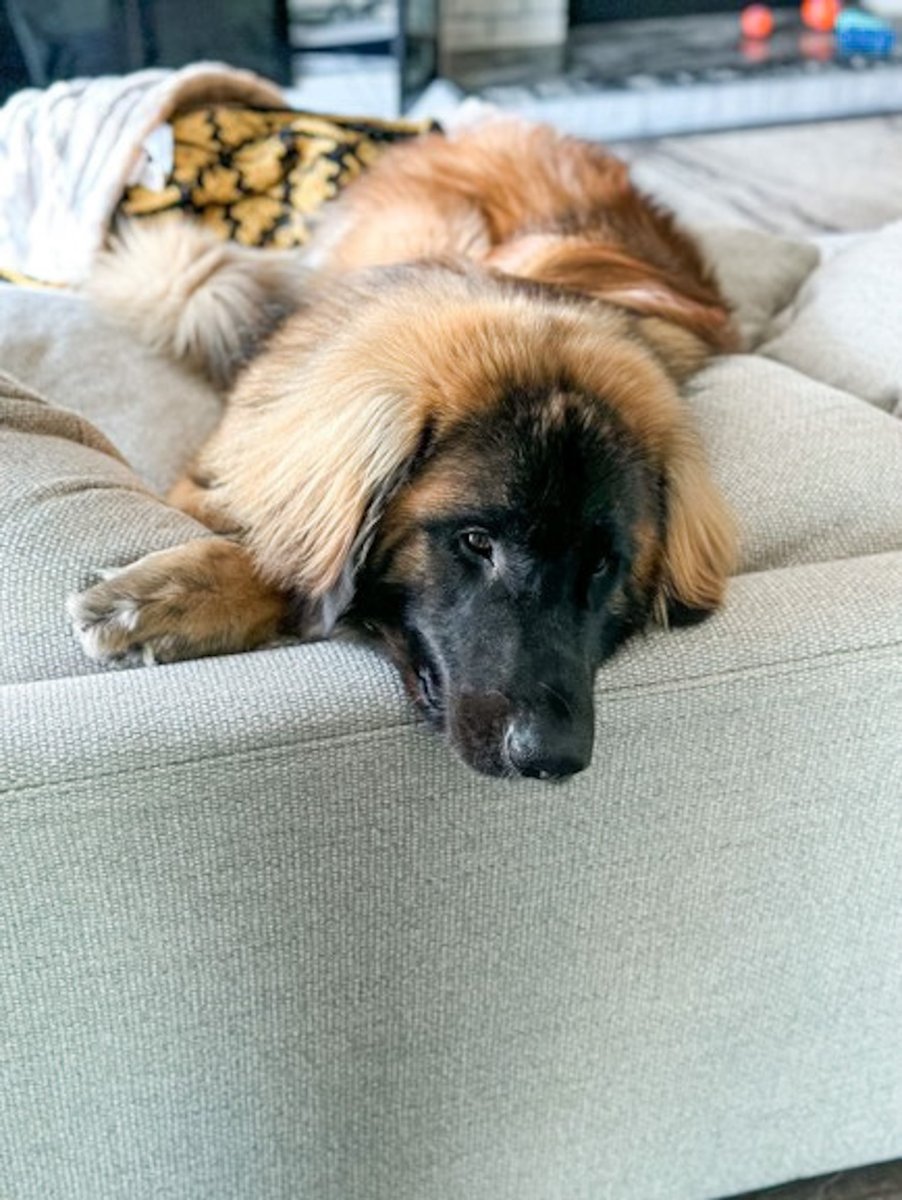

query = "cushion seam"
[[2, 641, 899, 798]]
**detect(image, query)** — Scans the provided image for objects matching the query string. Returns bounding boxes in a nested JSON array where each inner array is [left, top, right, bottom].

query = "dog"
[[70, 116, 738, 780]]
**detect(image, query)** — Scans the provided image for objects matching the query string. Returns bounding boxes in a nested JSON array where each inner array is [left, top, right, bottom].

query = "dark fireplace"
[[570, 0, 798, 21], [435, 4, 902, 139]]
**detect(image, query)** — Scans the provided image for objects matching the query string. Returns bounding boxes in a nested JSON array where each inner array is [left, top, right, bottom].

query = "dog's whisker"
[[538, 680, 574, 719]]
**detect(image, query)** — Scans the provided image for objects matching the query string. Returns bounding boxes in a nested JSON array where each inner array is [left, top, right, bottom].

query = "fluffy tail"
[[87, 219, 307, 387]]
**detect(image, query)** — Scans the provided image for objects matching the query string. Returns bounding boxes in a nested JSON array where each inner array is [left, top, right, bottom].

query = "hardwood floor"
[[730, 1160, 902, 1199]]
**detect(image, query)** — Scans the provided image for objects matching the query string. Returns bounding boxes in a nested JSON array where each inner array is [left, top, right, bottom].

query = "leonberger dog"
[[70, 116, 738, 779]]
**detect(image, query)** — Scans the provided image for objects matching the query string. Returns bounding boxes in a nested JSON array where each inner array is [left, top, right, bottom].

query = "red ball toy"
[[741, 4, 775, 39], [801, 0, 841, 32]]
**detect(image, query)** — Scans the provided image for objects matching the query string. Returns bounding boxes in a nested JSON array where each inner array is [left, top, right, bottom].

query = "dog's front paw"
[[67, 540, 288, 666], [67, 562, 192, 665]]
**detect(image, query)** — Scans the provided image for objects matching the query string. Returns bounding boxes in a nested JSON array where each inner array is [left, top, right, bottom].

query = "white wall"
[[440, 0, 567, 52]]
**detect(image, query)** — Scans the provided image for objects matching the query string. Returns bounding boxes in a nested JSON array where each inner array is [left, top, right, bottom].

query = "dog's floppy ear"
[[224, 379, 433, 631], [656, 434, 737, 626], [312, 424, 434, 632]]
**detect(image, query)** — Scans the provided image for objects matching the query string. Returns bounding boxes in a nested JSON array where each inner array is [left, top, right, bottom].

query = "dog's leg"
[[67, 538, 288, 665], [167, 468, 240, 534]]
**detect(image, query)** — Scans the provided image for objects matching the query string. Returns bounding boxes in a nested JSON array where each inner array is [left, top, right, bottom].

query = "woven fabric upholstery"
[[1, 220, 901, 1200], [0, 369, 211, 685], [760, 219, 902, 414], [0, 288, 222, 493], [2, 557, 901, 1200], [690, 355, 902, 574], [695, 225, 820, 349]]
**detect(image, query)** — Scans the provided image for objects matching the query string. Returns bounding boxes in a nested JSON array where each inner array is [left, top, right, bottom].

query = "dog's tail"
[[87, 219, 307, 387]]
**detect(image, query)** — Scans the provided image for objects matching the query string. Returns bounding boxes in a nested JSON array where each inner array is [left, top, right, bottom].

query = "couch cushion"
[[760, 221, 902, 416], [686, 355, 902, 575], [2, 549, 901, 1200], [695, 226, 820, 351], [0, 369, 211, 685], [0, 287, 221, 492]]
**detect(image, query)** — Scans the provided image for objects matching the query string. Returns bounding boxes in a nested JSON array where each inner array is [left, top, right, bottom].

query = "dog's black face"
[[354, 387, 665, 779]]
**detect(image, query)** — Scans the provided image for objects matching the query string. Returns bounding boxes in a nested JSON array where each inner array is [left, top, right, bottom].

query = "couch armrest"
[[2, 552, 901, 1200], [3, 551, 900, 789]]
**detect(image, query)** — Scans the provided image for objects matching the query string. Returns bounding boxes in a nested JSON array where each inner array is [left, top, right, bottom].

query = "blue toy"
[[835, 9, 896, 53]]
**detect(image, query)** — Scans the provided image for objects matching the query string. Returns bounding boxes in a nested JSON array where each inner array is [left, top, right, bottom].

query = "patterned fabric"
[[0, 102, 438, 286], [118, 106, 439, 249], [0, 267, 60, 289], [0, 64, 286, 285]]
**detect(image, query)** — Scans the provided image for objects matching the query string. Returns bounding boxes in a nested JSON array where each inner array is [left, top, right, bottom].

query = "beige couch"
[[1, 224, 900, 1200]]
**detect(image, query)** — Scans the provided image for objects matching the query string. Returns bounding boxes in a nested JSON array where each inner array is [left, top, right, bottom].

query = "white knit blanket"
[[0, 62, 284, 286]]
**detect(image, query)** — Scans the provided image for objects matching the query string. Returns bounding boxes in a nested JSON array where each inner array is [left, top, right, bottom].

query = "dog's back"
[[309, 117, 701, 280], [90, 117, 735, 391]]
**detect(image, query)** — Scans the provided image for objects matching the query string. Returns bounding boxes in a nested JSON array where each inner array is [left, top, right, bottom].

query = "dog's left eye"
[[588, 524, 618, 577], [459, 528, 495, 561]]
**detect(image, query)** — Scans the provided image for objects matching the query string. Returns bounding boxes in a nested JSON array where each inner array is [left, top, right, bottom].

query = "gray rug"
[[616, 115, 902, 236]]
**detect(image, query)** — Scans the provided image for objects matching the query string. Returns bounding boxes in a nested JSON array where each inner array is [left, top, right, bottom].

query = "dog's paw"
[[67, 540, 288, 666], [67, 558, 204, 665]]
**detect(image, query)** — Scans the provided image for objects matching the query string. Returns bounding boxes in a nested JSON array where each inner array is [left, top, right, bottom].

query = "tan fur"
[[658, 434, 738, 616], [68, 538, 287, 663], [88, 217, 307, 385], [81, 115, 738, 660], [487, 237, 737, 377], [315, 120, 729, 304], [191, 265, 716, 601], [166, 474, 240, 533]]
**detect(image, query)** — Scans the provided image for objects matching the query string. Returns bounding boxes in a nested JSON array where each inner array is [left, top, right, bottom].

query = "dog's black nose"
[[505, 714, 591, 781]]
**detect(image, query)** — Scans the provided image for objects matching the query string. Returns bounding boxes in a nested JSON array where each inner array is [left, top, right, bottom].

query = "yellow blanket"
[[0, 105, 436, 285], [120, 106, 437, 249]]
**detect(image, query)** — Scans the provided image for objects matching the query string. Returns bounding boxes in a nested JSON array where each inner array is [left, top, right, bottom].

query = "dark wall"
[[1, 0, 290, 99], [0, 4, 29, 98]]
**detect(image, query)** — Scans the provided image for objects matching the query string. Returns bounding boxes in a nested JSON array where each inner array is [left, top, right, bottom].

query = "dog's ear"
[[313, 429, 434, 632], [655, 435, 737, 626], [231, 382, 433, 631]]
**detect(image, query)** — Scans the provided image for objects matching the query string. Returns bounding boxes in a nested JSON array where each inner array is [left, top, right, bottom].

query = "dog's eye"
[[459, 528, 495, 562], [588, 524, 617, 577], [593, 545, 617, 576]]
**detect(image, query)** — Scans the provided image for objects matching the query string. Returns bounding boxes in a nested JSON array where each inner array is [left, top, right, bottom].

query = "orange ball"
[[741, 4, 774, 39], [801, 0, 840, 32]]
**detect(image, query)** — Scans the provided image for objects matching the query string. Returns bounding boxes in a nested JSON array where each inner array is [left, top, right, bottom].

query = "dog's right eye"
[[459, 528, 495, 562]]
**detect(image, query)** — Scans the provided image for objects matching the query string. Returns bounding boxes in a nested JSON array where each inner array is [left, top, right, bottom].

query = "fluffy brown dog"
[[71, 116, 737, 779]]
